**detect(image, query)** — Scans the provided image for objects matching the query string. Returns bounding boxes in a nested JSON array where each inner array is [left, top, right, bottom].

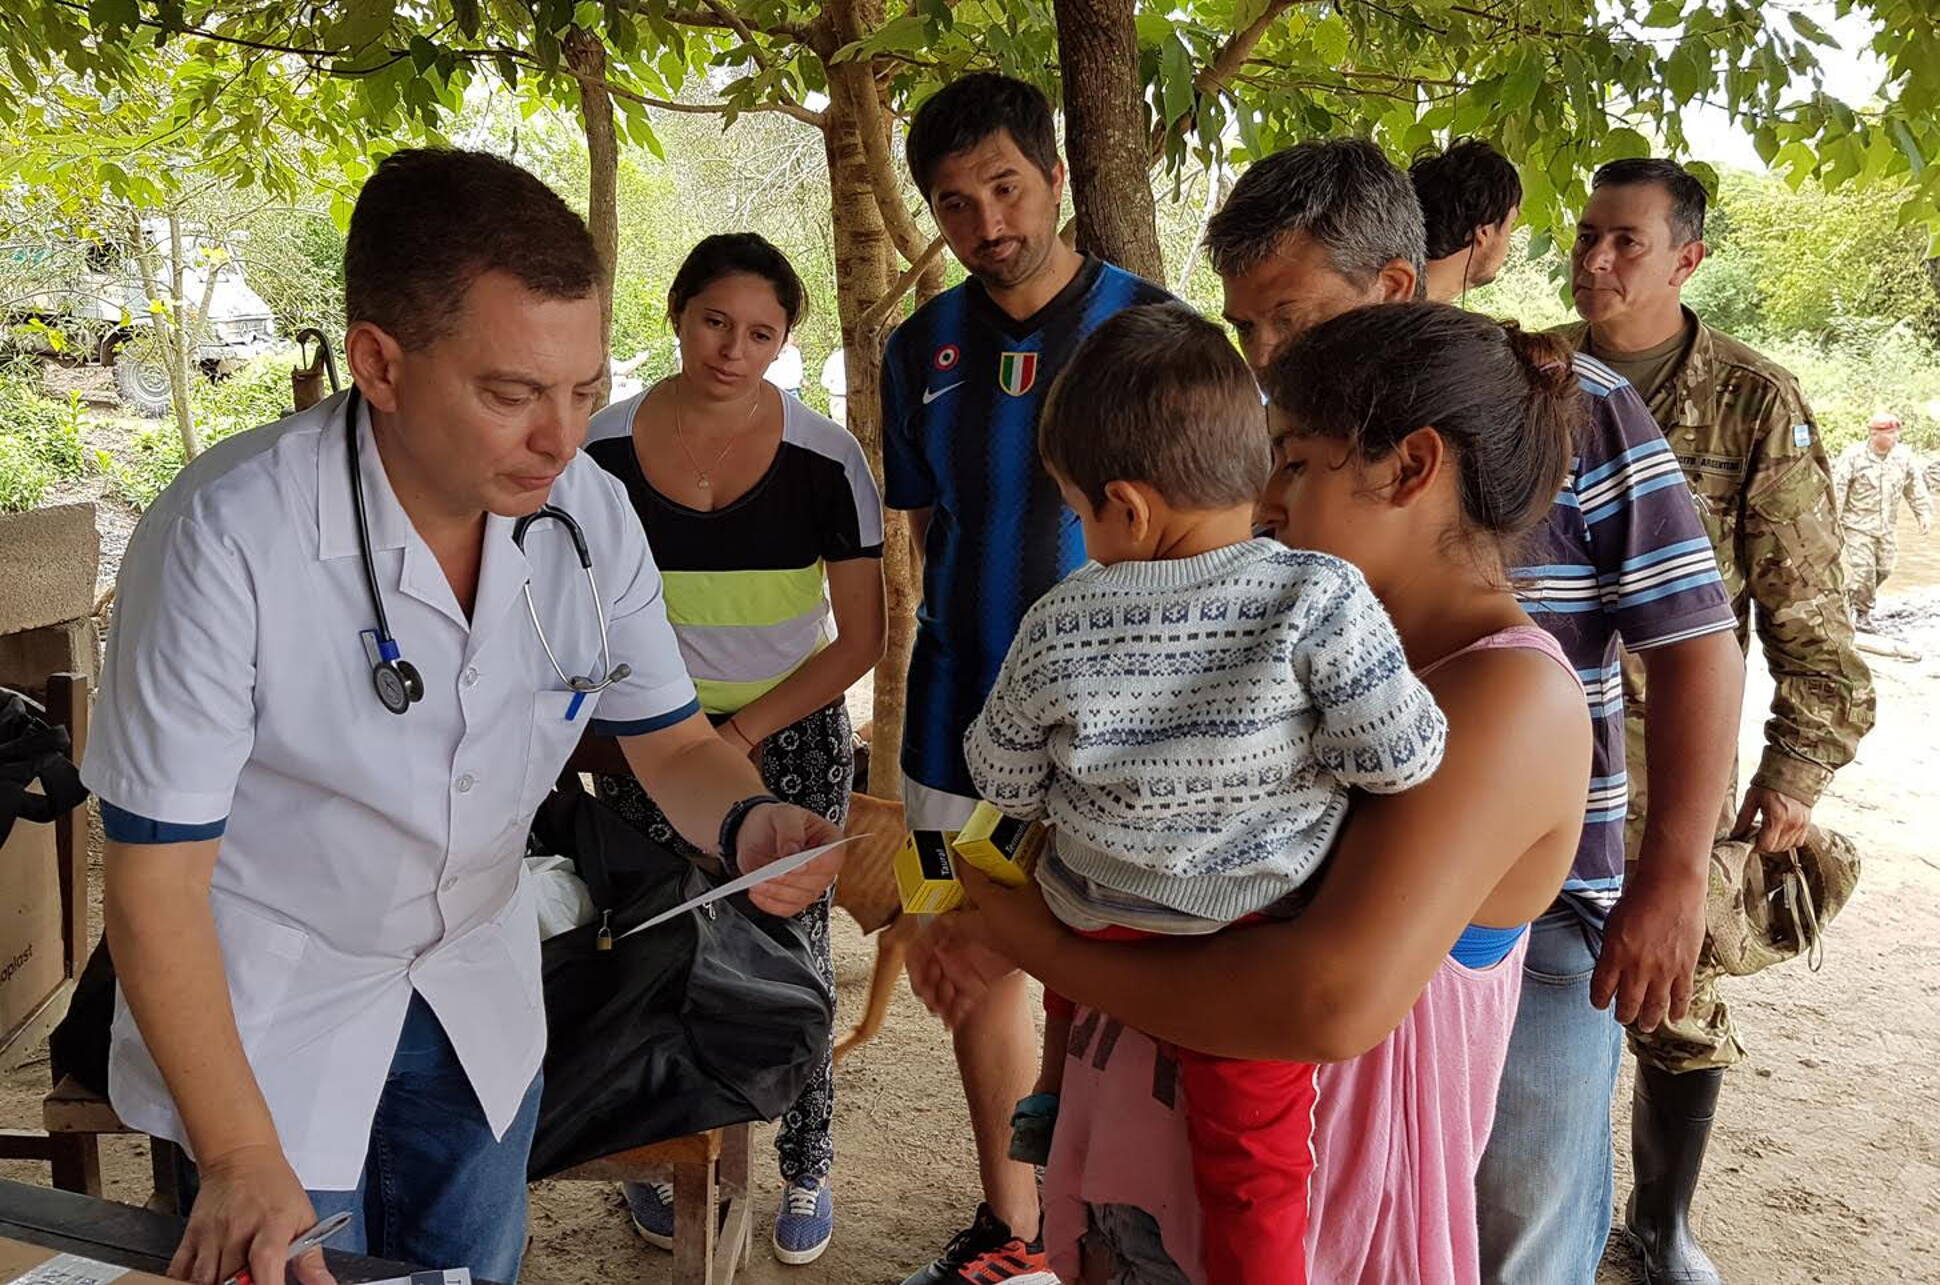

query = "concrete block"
[[0, 618, 98, 694], [0, 504, 99, 636]]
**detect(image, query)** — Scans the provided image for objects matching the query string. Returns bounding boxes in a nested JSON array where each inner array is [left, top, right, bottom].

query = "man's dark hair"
[[667, 233, 807, 330], [344, 148, 599, 351], [1040, 303, 1271, 512], [905, 73, 1059, 202], [1591, 157, 1708, 244], [1410, 138, 1524, 261], [1205, 139, 1426, 284]]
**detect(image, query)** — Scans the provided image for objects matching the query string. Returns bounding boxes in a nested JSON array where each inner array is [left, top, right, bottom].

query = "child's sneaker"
[[622, 1180, 675, 1250], [773, 1177, 834, 1264], [1007, 1092, 1060, 1165]]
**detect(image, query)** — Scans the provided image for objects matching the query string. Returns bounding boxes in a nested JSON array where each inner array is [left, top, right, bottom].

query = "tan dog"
[[832, 791, 923, 1062]]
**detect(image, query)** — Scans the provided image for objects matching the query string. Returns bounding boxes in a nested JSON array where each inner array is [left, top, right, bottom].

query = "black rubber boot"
[[1625, 1063, 1725, 1284]]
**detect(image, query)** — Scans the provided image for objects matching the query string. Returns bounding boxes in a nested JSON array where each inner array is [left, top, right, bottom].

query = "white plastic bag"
[[526, 854, 597, 939]]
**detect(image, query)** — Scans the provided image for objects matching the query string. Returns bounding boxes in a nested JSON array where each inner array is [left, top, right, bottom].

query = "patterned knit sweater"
[[964, 538, 1448, 930]]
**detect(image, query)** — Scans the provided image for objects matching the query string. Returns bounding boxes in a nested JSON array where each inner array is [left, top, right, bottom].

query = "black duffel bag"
[[525, 775, 832, 1180], [45, 764, 831, 1177]]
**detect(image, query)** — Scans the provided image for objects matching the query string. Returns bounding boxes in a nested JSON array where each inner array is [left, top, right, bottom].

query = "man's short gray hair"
[[1206, 139, 1426, 285]]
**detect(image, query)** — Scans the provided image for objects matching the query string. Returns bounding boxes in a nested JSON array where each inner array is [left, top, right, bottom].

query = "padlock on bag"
[[1706, 824, 1861, 977]]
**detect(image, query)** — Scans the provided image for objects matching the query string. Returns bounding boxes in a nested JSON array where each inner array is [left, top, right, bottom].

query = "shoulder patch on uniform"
[[1793, 423, 1812, 448]]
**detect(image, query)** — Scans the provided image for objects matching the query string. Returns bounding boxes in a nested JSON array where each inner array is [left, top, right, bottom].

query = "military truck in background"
[[1, 223, 278, 416]]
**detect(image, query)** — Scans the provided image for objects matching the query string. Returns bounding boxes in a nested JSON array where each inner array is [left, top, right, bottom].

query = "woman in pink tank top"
[[920, 303, 1595, 1284]]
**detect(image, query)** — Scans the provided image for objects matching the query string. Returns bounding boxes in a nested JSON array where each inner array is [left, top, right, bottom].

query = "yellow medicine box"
[[895, 829, 964, 914], [951, 802, 1046, 888]]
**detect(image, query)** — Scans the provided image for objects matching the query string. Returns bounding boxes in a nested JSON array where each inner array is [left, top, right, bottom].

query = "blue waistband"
[[1449, 921, 1529, 969]]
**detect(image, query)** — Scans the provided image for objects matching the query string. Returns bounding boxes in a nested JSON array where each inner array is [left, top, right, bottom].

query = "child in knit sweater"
[[962, 303, 1448, 1283]]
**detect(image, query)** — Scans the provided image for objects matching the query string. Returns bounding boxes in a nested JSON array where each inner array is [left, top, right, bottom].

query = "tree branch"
[[652, 4, 812, 44], [858, 88, 929, 264], [1231, 69, 1445, 102], [49, 0, 337, 57], [1240, 59, 1467, 89], [700, 0, 772, 67], [859, 234, 948, 337], [1153, 0, 1301, 157], [1194, 1, 1302, 97], [507, 49, 825, 128]]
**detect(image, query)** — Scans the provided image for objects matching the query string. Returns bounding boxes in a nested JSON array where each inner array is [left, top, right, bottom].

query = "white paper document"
[[617, 836, 861, 939], [8, 1254, 129, 1285]]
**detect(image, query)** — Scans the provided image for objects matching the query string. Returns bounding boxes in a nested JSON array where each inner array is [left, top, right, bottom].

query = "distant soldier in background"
[[1833, 410, 1931, 629]]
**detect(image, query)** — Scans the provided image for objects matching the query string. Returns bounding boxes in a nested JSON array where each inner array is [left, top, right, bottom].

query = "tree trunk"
[[126, 209, 200, 460], [567, 28, 619, 348], [818, 0, 912, 800], [164, 215, 199, 458], [1054, 0, 1164, 281]]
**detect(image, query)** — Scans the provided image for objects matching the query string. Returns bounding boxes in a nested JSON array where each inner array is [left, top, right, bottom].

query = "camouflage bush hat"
[[1707, 825, 1861, 976]]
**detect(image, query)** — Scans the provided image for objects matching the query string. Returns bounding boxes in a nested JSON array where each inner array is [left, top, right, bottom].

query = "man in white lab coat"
[[83, 149, 842, 1285]]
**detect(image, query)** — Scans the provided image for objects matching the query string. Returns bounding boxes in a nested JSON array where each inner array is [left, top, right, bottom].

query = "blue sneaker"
[[772, 1178, 834, 1265], [623, 1180, 675, 1251]]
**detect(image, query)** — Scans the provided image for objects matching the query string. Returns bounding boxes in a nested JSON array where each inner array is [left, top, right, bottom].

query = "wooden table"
[[0, 1178, 497, 1284]]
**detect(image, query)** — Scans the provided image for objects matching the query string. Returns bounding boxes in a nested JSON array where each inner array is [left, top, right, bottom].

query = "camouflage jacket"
[[1560, 309, 1875, 804], [1833, 441, 1931, 536]]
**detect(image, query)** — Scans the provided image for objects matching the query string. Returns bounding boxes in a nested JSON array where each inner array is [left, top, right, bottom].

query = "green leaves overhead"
[[0, 0, 1937, 253]]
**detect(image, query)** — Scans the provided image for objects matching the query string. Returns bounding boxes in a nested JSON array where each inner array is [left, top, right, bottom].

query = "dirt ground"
[[2, 492, 1936, 1283]]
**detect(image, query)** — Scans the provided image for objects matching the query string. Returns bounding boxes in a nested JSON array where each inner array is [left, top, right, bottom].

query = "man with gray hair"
[[1207, 139, 1742, 1282], [1211, 139, 1423, 371]]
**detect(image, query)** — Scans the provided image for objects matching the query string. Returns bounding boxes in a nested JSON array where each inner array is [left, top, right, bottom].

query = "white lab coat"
[[82, 390, 698, 1189]]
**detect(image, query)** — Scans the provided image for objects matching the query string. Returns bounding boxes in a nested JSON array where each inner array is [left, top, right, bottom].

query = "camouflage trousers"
[[1622, 658, 1748, 1075], [1842, 526, 1896, 619]]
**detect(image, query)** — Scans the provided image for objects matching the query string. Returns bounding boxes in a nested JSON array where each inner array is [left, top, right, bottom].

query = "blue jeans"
[[1474, 905, 1623, 1285], [181, 993, 540, 1284]]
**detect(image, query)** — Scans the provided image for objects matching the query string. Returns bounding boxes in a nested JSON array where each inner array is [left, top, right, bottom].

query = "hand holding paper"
[[622, 835, 862, 938], [727, 801, 847, 917]]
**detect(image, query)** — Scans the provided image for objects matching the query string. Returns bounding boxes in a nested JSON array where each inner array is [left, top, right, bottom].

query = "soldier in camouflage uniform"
[[1832, 411, 1931, 627], [1563, 158, 1876, 1285]]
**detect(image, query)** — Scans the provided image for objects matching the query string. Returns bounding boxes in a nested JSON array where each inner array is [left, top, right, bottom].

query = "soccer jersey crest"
[[998, 351, 1038, 396]]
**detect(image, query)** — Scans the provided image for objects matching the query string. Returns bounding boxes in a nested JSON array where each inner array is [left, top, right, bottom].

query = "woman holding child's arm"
[[926, 302, 1594, 1284]]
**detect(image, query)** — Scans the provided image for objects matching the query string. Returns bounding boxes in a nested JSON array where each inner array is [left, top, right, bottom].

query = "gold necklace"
[[672, 377, 761, 491]]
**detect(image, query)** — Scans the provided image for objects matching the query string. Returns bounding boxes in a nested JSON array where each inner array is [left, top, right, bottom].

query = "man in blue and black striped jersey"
[[1214, 140, 1743, 1285], [884, 73, 1171, 1285]]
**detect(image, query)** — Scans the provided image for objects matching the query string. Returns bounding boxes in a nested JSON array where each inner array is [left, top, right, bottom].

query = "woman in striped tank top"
[[924, 303, 1594, 1283], [582, 234, 886, 1266]]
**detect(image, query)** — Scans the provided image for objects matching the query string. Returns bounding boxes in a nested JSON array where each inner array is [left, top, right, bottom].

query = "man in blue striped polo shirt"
[[1217, 139, 1744, 1284]]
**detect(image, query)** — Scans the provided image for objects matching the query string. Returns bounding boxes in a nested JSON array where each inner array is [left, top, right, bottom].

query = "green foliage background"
[[5, 95, 1940, 510]]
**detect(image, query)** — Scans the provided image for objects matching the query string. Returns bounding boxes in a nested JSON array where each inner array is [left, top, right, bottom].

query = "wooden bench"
[[553, 1124, 755, 1284]]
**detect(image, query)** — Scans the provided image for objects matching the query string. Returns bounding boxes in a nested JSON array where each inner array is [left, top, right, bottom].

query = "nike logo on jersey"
[[922, 381, 965, 405]]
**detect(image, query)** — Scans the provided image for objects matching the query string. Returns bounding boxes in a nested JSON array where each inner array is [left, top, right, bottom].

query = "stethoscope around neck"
[[344, 385, 631, 715]]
